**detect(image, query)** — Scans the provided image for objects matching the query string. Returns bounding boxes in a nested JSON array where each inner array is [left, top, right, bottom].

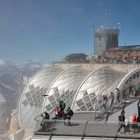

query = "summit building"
[[94, 27, 119, 55]]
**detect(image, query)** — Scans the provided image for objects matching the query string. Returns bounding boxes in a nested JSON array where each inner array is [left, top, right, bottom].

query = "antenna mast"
[[105, 11, 110, 28]]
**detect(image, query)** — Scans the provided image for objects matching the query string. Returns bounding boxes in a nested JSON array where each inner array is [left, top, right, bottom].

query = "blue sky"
[[0, 0, 140, 63]]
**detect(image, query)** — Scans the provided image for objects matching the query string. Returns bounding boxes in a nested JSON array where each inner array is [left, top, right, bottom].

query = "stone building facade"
[[94, 27, 119, 55], [96, 45, 140, 63], [63, 47, 140, 64]]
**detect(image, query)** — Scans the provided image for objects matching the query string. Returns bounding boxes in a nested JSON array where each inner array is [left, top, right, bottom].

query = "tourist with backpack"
[[40, 111, 50, 131], [63, 107, 73, 126], [117, 110, 126, 134]]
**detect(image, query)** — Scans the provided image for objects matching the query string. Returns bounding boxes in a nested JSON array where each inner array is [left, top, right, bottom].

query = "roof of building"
[[119, 45, 140, 50], [65, 53, 88, 58]]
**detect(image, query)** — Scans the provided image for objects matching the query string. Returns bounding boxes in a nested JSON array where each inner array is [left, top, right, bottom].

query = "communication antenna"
[[124, 35, 126, 46], [93, 24, 95, 56], [105, 11, 110, 28], [117, 22, 121, 29], [92, 24, 95, 33]]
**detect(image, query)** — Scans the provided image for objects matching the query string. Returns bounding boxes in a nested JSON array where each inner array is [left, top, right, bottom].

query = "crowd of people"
[[39, 100, 74, 131], [117, 98, 140, 134], [98, 85, 138, 123], [53, 100, 74, 125], [101, 86, 136, 112], [100, 84, 140, 134], [92, 55, 140, 64], [37, 85, 140, 133]]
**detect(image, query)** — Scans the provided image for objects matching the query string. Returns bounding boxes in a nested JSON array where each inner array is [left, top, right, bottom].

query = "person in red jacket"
[[131, 113, 138, 133], [54, 106, 61, 119], [132, 113, 137, 123]]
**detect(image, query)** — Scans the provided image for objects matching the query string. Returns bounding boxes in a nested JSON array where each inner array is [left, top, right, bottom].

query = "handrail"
[[34, 113, 43, 121], [33, 119, 140, 126], [81, 121, 88, 140], [33, 119, 140, 140]]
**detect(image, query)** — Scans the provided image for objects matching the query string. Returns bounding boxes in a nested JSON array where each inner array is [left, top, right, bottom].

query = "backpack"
[[69, 110, 73, 116], [118, 115, 122, 121], [137, 116, 140, 122], [118, 115, 125, 122]]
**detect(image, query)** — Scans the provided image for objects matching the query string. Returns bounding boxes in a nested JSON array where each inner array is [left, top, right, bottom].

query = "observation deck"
[[32, 115, 140, 140]]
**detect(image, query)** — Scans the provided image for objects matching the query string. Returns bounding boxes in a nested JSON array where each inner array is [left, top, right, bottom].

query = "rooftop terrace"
[[32, 110, 140, 140]]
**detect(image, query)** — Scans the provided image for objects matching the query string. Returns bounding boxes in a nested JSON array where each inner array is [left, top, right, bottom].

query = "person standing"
[[129, 85, 134, 98], [102, 95, 108, 109], [136, 99, 140, 132], [109, 92, 115, 107], [40, 111, 50, 131], [137, 98, 140, 117], [115, 88, 121, 104], [54, 106, 61, 119], [117, 110, 126, 133], [59, 100, 66, 112], [104, 108, 112, 122], [64, 107, 73, 126]]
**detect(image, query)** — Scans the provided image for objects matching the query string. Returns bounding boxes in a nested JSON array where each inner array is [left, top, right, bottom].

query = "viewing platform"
[[33, 115, 140, 140]]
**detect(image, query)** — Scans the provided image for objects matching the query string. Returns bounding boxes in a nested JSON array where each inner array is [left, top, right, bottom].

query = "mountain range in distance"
[[0, 59, 49, 126]]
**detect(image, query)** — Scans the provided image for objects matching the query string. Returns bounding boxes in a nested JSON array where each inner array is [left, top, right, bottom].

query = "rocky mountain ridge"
[[0, 60, 47, 127]]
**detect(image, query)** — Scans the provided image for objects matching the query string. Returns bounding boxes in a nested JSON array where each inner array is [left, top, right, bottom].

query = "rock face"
[[0, 60, 45, 132], [0, 93, 7, 132], [9, 110, 18, 134]]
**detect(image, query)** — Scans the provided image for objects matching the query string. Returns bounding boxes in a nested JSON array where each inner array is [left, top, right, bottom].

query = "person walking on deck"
[[102, 95, 108, 109], [137, 98, 140, 117], [117, 110, 126, 134], [115, 88, 121, 104], [40, 111, 50, 131], [64, 107, 73, 126], [109, 92, 115, 107]]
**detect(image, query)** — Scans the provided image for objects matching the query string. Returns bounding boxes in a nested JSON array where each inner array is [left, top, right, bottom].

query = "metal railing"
[[32, 119, 140, 140]]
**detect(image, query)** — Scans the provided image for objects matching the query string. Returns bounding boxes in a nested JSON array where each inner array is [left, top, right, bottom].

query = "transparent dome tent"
[[19, 65, 64, 129], [72, 66, 126, 112], [19, 65, 140, 130]]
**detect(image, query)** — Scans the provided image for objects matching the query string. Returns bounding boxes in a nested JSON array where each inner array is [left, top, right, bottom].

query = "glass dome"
[[19, 65, 64, 129], [43, 65, 89, 116], [72, 66, 126, 112]]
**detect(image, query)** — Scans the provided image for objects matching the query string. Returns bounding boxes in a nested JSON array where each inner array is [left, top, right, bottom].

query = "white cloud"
[[0, 59, 6, 65]]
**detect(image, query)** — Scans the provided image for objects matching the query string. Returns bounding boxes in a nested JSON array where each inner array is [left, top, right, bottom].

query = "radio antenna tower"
[[105, 11, 110, 28]]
